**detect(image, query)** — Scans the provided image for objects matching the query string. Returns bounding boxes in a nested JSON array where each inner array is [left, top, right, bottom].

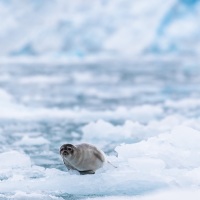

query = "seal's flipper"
[[107, 160, 117, 168], [79, 170, 95, 175]]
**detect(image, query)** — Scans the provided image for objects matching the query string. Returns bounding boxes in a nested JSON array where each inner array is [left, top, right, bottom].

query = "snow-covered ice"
[[84, 189, 200, 200]]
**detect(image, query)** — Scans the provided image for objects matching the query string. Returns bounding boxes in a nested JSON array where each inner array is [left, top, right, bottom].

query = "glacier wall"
[[0, 0, 199, 58]]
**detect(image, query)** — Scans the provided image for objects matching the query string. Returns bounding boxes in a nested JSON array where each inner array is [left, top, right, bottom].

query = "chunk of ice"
[[0, 151, 31, 169]]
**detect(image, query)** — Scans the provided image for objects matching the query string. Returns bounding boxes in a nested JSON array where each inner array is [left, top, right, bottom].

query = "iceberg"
[[0, 0, 199, 58]]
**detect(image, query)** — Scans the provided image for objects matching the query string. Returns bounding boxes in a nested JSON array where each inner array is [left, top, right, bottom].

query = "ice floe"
[[1, 125, 200, 196], [84, 189, 200, 200]]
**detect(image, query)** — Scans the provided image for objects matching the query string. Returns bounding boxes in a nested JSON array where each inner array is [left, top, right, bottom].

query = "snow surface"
[[1, 122, 200, 196], [85, 189, 200, 200]]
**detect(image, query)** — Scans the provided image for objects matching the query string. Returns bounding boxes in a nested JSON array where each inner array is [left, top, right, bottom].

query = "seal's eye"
[[67, 146, 72, 151], [60, 147, 64, 152]]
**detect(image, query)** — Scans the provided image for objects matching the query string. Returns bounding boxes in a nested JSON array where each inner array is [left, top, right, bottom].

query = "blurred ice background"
[[0, 0, 200, 199], [0, 0, 200, 59]]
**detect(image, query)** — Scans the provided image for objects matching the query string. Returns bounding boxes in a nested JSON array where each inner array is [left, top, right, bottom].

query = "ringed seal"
[[60, 143, 106, 175]]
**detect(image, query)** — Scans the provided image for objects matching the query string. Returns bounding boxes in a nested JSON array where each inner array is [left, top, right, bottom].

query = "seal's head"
[[60, 144, 75, 157]]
